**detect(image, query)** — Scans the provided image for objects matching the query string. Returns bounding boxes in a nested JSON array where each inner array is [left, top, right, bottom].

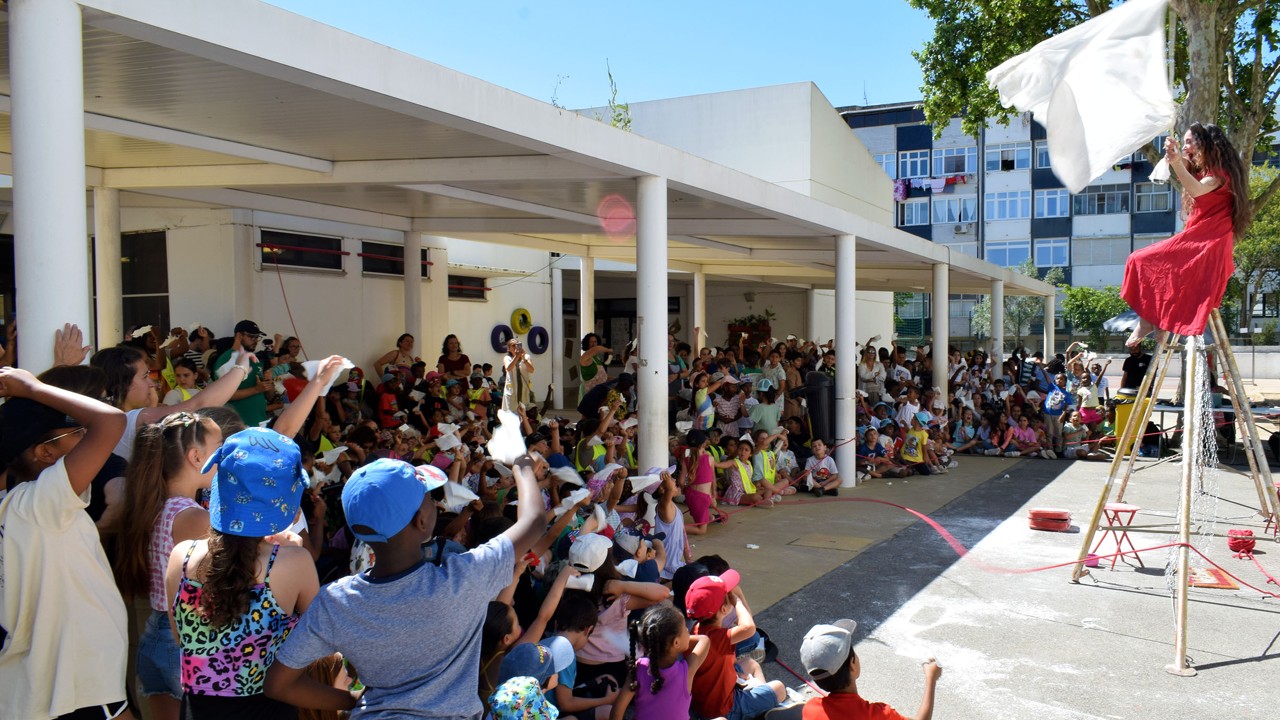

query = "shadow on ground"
[[756, 458, 1072, 678]]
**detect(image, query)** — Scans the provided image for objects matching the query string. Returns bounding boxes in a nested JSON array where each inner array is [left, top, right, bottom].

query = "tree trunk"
[[1170, 1, 1224, 133]]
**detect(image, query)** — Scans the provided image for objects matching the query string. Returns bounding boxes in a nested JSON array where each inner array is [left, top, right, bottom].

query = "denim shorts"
[[727, 683, 779, 720], [136, 610, 182, 699]]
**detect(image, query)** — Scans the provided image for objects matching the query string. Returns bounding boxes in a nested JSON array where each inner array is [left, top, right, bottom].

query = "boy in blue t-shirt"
[[1041, 373, 1072, 454], [265, 456, 548, 718]]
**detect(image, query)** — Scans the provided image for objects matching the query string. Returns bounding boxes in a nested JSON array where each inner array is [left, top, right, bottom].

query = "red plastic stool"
[[1264, 483, 1280, 538], [1092, 502, 1144, 569]]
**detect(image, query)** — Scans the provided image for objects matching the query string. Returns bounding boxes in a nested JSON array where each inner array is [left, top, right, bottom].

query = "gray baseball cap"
[[800, 619, 859, 680]]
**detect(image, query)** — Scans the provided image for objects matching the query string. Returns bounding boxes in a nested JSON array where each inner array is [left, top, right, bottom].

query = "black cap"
[[234, 320, 263, 337], [0, 398, 79, 466]]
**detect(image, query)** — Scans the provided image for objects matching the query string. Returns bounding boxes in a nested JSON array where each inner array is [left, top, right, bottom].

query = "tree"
[[907, 0, 1280, 215], [970, 260, 1063, 351], [1059, 284, 1130, 350], [1236, 165, 1280, 327]]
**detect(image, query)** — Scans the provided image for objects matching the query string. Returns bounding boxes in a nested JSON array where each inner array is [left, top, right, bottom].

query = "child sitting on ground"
[[685, 570, 785, 720], [610, 604, 711, 720], [799, 619, 942, 720], [804, 438, 842, 496], [721, 438, 779, 507]]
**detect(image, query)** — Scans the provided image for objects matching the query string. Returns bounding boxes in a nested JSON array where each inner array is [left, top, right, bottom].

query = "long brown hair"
[[199, 530, 263, 628], [90, 345, 147, 409], [114, 413, 218, 600], [1185, 122, 1252, 238]]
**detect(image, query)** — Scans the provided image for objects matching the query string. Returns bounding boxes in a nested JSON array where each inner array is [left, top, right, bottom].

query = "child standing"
[[680, 430, 728, 535], [610, 604, 711, 720]]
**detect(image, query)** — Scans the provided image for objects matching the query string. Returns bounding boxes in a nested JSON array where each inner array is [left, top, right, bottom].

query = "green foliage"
[[727, 309, 776, 328], [1004, 259, 1061, 347], [605, 61, 631, 131], [906, 0, 1280, 206], [1236, 165, 1280, 322], [1259, 319, 1279, 345], [1060, 284, 1129, 350]]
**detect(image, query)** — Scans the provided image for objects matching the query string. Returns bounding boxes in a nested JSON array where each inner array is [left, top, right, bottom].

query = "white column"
[[636, 176, 668, 473], [11, 0, 88, 371], [932, 263, 949, 405], [93, 187, 122, 349], [990, 279, 1005, 362], [692, 270, 706, 348], [835, 234, 858, 487], [1044, 293, 1056, 358], [579, 257, 596, 342], [404, 231, 423, 344], [418, 236, 450, 368], [551, 258, 565, 410]]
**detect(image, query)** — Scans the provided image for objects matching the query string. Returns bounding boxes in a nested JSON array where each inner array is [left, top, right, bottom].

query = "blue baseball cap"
[[914, 411, 931, 425], [204, 428, 307, 538], [342, 458, 448, 543]]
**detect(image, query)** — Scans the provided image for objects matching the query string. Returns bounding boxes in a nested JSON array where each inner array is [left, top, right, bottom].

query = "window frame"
[[931, 196, 977, 224], [1035, 140, 1051, 169], [358, 241, 433, 278], [257, 228, 347, 272], [1034, 188, 1070, 218], [448, 275, 489, 301], [984, 142, 1033, 172], [983, 190, 1032, 221], [898, 198, 930, 226], [984, 238, 1032, 268], [898, 150, 930, 179], [931, 146, 977, 176], [1034, 237, 1069, 268], [1134, 182, 1171, 213], [873, 152, 897, 180], [1072, 184, 1131, 216]]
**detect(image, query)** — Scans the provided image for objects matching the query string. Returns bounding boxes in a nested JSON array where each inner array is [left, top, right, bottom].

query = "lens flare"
[[596, 194, 636, 240]]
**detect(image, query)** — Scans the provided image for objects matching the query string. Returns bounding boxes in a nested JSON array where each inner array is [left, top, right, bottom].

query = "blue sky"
[[265, 1, 934, 110]]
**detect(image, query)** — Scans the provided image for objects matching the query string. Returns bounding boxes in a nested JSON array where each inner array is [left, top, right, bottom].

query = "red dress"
[[1121, 176, 1234, 336]]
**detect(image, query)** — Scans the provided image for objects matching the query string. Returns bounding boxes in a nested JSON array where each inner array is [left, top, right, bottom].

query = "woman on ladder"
[[1122, 123, 1251, 346]]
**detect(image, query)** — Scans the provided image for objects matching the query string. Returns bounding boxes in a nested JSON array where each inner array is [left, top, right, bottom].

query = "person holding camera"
[[502, 337, 535, 413]]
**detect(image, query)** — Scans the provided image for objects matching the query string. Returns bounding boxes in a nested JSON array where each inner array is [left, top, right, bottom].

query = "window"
[[931, 196, 977, 224], [1072, 237, 1130, 266], [448, 275, 488, 300], [1134, 182, 1171, 212], [985, 142, 1032, 172], [985, 239, 1031, 268], [1034, 189, 1070, 218], [898, 198, 930, 226], [898, 150, 930, 179], [359, 241, 431, 277], [1035, 238, 1069, 267], [984, 191, 1032, 220], [1072, 184, 1130, 215], [873, 152, 896, 179], [931, 146, 977, 175], [1035, 141, 1051, 169], [258, 229, 345, 271], [118, 231, 170, 335]]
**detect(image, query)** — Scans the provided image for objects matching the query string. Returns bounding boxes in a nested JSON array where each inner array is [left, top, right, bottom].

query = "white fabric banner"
[[986, 0, 1176, 193]]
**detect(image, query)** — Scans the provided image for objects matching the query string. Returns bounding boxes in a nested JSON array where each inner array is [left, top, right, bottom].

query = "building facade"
[[840, 102, 1180, 341]]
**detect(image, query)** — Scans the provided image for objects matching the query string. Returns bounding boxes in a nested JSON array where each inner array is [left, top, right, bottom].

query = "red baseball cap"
[[684, 569, 741, 620]]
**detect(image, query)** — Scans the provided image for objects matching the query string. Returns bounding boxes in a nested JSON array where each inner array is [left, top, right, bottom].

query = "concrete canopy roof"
[[0, 0, 1054, 298]]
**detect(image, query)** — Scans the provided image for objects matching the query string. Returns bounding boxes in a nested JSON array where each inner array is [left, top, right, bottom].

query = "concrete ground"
[[700, 452, 1280, 718]]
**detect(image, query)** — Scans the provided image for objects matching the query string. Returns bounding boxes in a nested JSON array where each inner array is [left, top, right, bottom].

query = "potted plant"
[[726, 309, 776, 349]]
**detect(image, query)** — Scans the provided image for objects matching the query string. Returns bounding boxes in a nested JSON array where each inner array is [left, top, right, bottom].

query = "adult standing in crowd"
[[436, 334, 472, 381], [502, 337, 534, 413], [212, 320, 274, 429], [579, 333, 613, 401]]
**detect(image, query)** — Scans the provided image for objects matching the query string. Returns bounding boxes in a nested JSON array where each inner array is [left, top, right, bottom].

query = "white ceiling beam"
[[127, 187, 412, 231], [411, 217, 593, 234], [670, 235, 751, 256], [445, 232, 592, 256], [700, 264, 834, 278], [100, 155, 621, 189], [399, 184, 601, 228], [0, 96, 334, 173]]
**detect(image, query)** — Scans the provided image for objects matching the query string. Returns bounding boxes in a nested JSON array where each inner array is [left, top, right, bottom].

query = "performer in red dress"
[[1122, 123, 1252, 346]]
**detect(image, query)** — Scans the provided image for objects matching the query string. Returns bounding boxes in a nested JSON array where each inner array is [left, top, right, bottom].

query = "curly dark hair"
[[198, 531, 263, 628], [1184, 122, 1251, 238]]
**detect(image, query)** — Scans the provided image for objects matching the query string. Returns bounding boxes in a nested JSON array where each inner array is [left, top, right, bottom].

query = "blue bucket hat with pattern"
[[203, 427, 307, 537]]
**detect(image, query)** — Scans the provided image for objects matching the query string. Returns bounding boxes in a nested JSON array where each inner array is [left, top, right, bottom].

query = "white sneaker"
[[1045, 449, 1057, 459], [1005, 450, 1021, 458], [984, 448, 1000, 456], [857, 471, 869, 481], [947, 459, 959, 469]]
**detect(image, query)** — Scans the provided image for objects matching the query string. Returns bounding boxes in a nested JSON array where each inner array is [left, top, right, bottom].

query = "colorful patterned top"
[[172, 544, 298, 696], [148, 495, 202, 612]]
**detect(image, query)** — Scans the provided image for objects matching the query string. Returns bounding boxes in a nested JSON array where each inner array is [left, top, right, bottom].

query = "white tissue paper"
[[551, 467, 585, 487], [1149, 156, 1171, 184], [319, 446, 348, 465], [486, 409, 527, 465], [629, 475, 662, 495], [409, 390, 426, 402], [301, 357, 355, 396], [443, 481, 480, 513], [435, 433, 462, 452], [592, 504, 609, 535], [437, 423, 461, 436], [553, 488, 591, 518], [130, 325, 153, 339]]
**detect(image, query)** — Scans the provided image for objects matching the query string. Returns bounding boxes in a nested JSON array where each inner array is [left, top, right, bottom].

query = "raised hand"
[[54, 323, 92, 367]]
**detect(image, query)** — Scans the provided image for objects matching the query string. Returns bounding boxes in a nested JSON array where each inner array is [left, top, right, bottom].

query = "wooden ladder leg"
[[1072, 331, 1172, 582], [1208, 310, 1278, 524], [1116, 334, 1181, 503]]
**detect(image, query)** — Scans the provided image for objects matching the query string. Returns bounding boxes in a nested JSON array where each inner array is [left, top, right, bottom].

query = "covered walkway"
[[2, 0, 1055, 477]]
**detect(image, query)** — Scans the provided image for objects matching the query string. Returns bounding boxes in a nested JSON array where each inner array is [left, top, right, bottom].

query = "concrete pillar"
[[991, 279, 1005, 363], [421, 237, 450, 360], [692, 270, 706, 348], [11, 0, 89, 371], [551, 258, 565, 410], [636, 176, 669, 473], [93, 187, 122, 349], [579, 257, 596, 342], [404, 231, 423, 345], [834, 234, 858, 487], [1043, 293, 1056, 358], [932, 263, 949, 406]]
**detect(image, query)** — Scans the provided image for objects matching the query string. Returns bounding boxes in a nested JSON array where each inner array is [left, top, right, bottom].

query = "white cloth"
[[0, 459, 129, 717], [985, 0, 1176, 193]]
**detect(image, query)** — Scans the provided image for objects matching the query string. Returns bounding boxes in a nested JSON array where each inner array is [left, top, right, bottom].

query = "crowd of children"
[[0, 317, 1160, 720]]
